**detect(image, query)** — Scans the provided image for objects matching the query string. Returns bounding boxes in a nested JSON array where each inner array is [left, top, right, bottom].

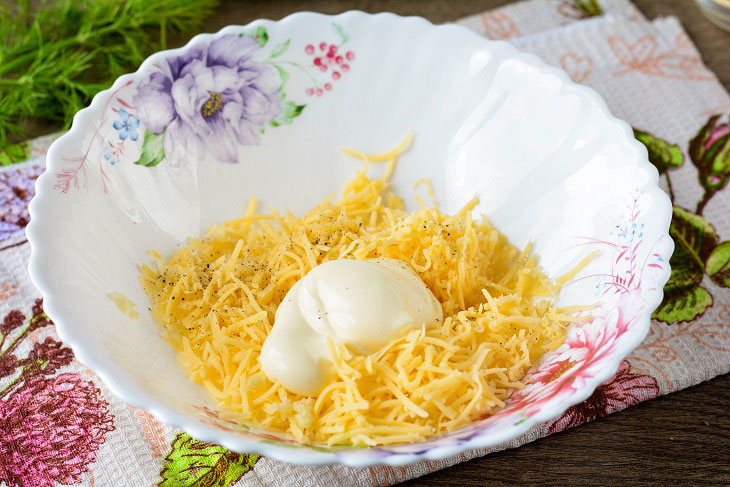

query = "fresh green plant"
[[0, 0, 218, 150]]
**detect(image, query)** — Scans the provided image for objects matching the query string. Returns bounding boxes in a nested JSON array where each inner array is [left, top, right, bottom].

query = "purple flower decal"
[[133, 34, 282, 166], [0, 373, 115, 487], [112, 109, 140, 141]]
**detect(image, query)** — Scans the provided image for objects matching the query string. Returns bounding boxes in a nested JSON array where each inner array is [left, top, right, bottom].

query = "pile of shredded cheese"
[[140, 134, 586, 446]]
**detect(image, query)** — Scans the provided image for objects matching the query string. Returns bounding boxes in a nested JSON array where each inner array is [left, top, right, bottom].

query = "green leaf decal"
[[0, 140, 30, 166], [159, 433, 259, 487], [270, 39, 290, 58], [669, 206, 718, 267], [633, 128, 683, 174], [653, 285, 713, 323], [270, 101, 305, 127], [254, 26, 268, 47], [134, 129, 165, 167], [284, 101, 305, 120], [706, 241, 730, 287], [274, 65, 290, 89], [332, 22, 349, 43]]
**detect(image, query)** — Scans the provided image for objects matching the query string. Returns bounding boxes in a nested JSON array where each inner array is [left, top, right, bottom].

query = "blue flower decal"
[[103, 146, 119, 165], [112, 109, 140, 141]]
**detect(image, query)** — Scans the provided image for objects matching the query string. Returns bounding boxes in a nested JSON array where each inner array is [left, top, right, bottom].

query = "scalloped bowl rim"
[[26, 10, 673, 466]]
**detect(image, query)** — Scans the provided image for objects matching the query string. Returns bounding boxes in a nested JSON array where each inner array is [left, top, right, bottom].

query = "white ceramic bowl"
[[27, 11, 673, 466]]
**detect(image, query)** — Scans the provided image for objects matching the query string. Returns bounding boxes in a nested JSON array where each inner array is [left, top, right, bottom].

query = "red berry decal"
[[296, 32, 354, 98]]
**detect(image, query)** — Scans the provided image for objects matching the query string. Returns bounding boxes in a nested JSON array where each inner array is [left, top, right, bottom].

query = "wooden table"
[[207, 2, 730, 485]]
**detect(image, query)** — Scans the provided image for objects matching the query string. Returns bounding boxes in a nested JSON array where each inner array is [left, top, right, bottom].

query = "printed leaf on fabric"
[[706, 241, 730, 288], [159, 433, 259, 487], [633, 128, 684, 174], [652, 206, 717, 322]]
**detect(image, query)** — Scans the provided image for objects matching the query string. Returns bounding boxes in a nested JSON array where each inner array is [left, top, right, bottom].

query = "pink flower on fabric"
[[542, 361, 659, 435], [19, 337, 74, 377], [0, 373, 115, 487]]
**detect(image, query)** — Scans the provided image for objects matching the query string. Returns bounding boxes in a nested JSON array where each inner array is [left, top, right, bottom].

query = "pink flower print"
[[528, 312, 622, 388], [0, 353, 18, 379], [609, 34, 658, 73], [559, 53, 593, 83], [480, 12, 521, 40], [0, 282, 18, 302], [504, 291, 645, 417], [1, 309, 25, 335], [28, 298, 52, 332], [674, 32, 693, 51], [542, 361, 659, 435], [609, 34, 713, 81], [19, 337, 74, 378], [0, 373, 115, 487]]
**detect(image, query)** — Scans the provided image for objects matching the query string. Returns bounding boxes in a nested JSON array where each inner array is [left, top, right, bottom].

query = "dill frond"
[[0, 0, 219, 150]]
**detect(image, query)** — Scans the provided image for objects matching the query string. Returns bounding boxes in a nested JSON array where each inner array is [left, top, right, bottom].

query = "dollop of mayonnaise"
[[259, 259, 443, 396]]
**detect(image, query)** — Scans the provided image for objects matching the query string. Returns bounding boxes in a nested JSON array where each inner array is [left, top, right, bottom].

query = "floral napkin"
[[1, 0, 729, 486]]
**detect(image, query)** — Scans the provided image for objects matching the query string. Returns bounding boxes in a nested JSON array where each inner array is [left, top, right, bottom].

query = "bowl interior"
[[29, 12, 672, 464]]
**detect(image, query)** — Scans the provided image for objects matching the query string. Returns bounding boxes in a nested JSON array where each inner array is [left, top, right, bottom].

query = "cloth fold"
[[1, 1, 728, 486]]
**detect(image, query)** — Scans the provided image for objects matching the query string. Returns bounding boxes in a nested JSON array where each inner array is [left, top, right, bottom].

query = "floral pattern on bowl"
[[27, 11, 673, 466], [54, 23, 354, 192]]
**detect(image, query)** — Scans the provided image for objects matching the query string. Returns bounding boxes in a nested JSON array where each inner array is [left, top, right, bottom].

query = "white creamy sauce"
[[259, 258, 443, 396]]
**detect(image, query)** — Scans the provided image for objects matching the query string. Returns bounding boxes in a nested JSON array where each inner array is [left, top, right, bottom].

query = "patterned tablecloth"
[[1, 0, 729, 485]]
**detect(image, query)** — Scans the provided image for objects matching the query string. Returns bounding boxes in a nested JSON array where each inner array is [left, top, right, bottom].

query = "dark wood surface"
[[405, 373, 730, 486], [201, 1, 730, 486]]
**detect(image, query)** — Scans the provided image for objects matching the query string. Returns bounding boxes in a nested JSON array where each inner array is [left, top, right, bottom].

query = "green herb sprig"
[[0, 0, 218, 149]]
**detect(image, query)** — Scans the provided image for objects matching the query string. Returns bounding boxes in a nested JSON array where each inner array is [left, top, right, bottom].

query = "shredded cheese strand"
[[141, 134, 581, 447]]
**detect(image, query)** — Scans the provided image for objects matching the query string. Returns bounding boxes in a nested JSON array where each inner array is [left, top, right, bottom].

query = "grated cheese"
[[109, 292, 140, 320], [140, 134, 586, 446]]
